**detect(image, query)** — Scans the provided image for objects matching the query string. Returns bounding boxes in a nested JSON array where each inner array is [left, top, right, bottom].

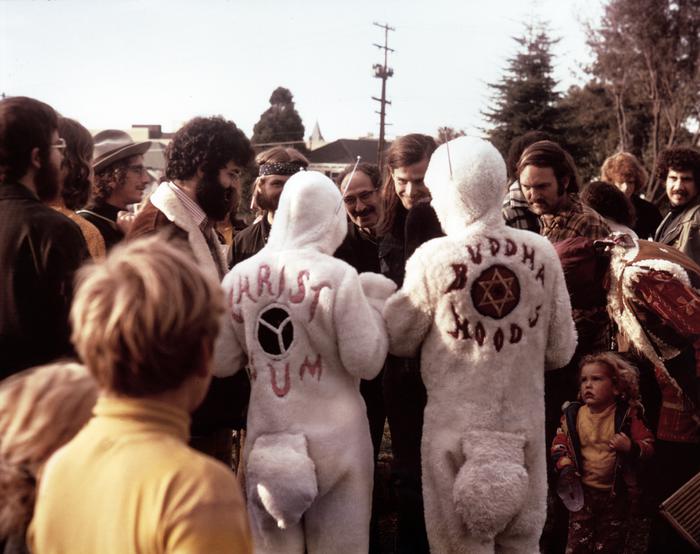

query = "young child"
[[551, 351, 654, 553]]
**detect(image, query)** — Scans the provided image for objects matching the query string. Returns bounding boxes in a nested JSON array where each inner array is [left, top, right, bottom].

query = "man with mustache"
[[517, 140, 611, 552], [654, 147, 700, 265], [230, 146, 308, 267], [128, 115, 255, 464], [517, 140, 610, 244], [334, 162, 386, 552], [78, 130, 151, 249], [0, 96, 89, 379]]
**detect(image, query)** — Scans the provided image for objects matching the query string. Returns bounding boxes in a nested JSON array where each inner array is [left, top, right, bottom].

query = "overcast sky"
[[1, 0, 604, 141]]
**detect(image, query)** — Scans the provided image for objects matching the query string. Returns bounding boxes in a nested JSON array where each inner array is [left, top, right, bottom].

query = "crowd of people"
[[0, 94, 699, 554]]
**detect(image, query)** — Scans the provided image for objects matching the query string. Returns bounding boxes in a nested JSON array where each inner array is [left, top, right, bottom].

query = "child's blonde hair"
[[0, 362, 98, 537], [579, 351, 641, 407], [70, 234, 223, 397]]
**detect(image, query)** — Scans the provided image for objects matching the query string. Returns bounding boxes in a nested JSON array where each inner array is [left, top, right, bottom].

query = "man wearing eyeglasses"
[[77, 129, 151, 249], [128, 115, 255, 466], [333, 161, 386, 553], [0, 96, 89, 379]]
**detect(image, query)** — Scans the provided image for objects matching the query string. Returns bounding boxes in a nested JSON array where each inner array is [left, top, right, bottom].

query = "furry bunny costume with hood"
[[214, 170, 395, 553], [383, 137, 577, 553]]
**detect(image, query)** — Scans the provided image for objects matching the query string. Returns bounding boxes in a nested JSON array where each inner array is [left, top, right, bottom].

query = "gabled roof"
[[307, 138, 390, 165]]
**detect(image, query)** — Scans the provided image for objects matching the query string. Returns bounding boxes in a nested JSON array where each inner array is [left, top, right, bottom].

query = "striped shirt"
[[167, 182, 208, 231]]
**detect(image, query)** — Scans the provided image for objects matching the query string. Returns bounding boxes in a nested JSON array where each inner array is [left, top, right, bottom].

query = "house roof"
[[306, 138, 390, 165]]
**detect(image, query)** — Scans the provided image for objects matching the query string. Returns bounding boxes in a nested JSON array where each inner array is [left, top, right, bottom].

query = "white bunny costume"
[[383, 137, 577, 553], [215, 171, 395, 553]]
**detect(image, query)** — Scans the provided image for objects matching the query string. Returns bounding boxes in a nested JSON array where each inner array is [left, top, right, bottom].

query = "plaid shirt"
[[502, 180, 540, 233], [539, 196, 611, 243]]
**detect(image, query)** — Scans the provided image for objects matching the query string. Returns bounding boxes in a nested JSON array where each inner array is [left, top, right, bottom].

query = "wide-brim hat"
[[93, 129, 151, 173]]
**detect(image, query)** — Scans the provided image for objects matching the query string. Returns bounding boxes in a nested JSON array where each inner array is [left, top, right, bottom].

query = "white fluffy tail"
[[247, 432, 318, 529], [453, 430, 529, 539]]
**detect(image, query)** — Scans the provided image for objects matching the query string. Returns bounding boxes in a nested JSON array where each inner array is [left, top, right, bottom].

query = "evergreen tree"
[[252, 86, 305, 146], [484, 24, 562, 156]]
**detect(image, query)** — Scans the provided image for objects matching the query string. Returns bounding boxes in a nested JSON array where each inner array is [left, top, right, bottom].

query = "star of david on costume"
[[475, 267, 517, 318]]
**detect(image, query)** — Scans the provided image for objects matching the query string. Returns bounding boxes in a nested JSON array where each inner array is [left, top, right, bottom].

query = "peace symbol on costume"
[[470, 265, 520, 319], [256, 304, 295, 358]]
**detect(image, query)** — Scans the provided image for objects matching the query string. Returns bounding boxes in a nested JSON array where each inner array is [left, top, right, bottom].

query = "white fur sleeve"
[[334, 269, 389, 380], [545, 258, 577, 370], [212, 283, 246, 377], [382, 251, 433, 358]]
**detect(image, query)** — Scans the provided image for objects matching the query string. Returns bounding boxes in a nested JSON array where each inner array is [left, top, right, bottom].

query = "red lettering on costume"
[[236, 275, 256, 303], [446, 264, 468, 293], [290, 270, 310, 303], [299, 354, 323, 381], [494, 327, 504, 351], [475, 322, 486, 346], [488, 237, 500, 256], [467, 244, 482, 264], [529, 305, 542, 328], [448, 303, 471, 339], [309, 282, 332, 321], [257, 264, 274, 296], [535, 265, 545, 287], [510, 324, 522, 343], [269, 363, 291, 397], [505, 239, 517, 256], [521, 244, 535, 270], [276, 266, 286, 299]]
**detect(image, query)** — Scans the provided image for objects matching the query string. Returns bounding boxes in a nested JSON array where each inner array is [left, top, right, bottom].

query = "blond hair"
[[600, 152, 648, 195], [0, 361, 97, 537], [70, 234, 224, 396], [579, 352, 641, 407]]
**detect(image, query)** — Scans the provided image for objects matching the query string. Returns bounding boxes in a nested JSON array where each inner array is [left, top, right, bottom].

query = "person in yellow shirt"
[[29, 235, 252, 554], [551, 352, 654, 553]]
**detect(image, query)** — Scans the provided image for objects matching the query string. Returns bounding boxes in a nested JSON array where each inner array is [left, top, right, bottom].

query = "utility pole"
[[372, 22, 394, 172]]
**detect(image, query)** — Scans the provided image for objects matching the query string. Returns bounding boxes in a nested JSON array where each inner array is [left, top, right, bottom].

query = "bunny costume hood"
[[426, 136, 507, 234], [266, 170, 347, 255]]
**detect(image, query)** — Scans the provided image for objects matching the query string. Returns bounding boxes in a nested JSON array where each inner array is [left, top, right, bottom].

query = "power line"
[[372, 21, 394, 171]]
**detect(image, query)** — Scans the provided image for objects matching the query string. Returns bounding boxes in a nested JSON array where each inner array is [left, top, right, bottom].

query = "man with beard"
[[128, 115, 255, 464], [78, 130, 151, 249], [230, 146, 308, 267], [0, 96, 89, 379], [654, 146, 700, 265]]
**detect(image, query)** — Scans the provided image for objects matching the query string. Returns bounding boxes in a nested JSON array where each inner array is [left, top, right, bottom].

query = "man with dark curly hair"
[[128, 115, 254, 465], [78, 130, 151, 249], [654, 146, 700, 264]]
